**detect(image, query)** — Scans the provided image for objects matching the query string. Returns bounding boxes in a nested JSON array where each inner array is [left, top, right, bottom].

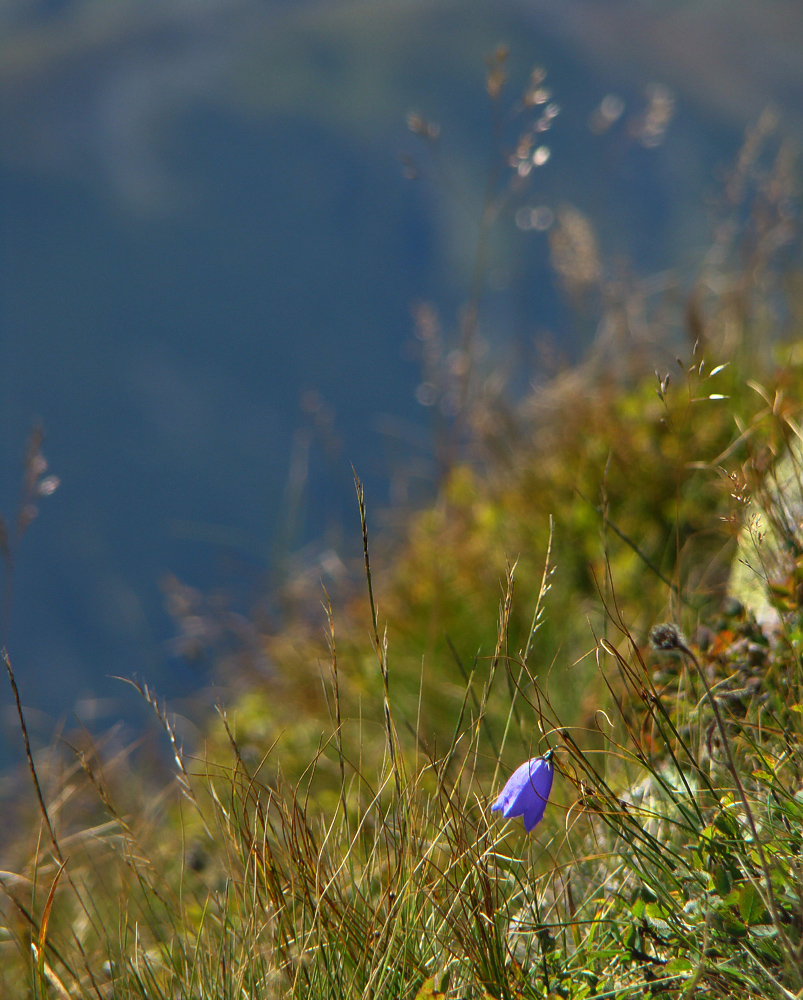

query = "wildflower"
[[491, 751, 554, 832]]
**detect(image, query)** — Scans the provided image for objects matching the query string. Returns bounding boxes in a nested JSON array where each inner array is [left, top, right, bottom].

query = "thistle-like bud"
[[649, 623, 687, 652]]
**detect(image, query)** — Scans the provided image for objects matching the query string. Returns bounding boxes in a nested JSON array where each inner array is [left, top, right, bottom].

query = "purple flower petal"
[[491, 753, 554, 832]]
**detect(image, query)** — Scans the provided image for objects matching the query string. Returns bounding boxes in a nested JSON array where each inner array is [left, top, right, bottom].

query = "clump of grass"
[[4, 401, 803, 997]]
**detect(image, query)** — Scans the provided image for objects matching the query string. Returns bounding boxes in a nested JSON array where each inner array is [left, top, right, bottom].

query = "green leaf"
[[739, 884, 769, 926], [750, 924, 778, 938], [721, 914, 748, 938], [413, 979, 443, 1000], [434, 968, 450, 994], [712, 863, 732, 897], [645, 901, 672, 924], [713, 811, 739, 838], [665, 957, 694, 975]]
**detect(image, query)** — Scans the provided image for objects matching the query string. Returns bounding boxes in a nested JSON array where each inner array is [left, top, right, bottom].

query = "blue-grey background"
[[1, 0, 801, 752]]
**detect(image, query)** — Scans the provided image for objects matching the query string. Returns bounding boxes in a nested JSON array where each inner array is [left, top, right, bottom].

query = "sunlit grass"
[[3, 406, 803, 997]]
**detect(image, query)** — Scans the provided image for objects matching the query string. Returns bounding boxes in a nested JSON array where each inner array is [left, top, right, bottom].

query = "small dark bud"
[[186, 844, 207, 874], [650, 623, 686, 651], [747, 642, 767, 667], [721, 596, 743, 618], [696, 625, 715, 651]]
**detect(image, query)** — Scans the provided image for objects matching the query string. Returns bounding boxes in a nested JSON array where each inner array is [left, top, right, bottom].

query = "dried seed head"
[[649, 623, 686, 651]]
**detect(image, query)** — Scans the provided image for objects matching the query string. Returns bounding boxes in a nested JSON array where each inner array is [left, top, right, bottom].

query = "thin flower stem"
[[672, 636, 788, 956]]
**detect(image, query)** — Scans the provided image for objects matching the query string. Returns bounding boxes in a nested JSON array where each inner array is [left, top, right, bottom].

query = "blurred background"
[[0, 0, 801, 757]]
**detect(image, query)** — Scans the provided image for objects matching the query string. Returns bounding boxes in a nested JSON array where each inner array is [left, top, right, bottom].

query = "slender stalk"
[[3, 648, 62, 864], [650, 625, 789, 960], [354, 469, 402, 800]]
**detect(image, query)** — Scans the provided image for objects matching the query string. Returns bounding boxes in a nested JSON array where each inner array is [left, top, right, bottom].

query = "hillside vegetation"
[[2, 71, 803, 1000]]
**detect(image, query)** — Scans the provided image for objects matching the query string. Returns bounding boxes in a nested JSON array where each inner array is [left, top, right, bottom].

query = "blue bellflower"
[[491, 751, 554, 832]]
